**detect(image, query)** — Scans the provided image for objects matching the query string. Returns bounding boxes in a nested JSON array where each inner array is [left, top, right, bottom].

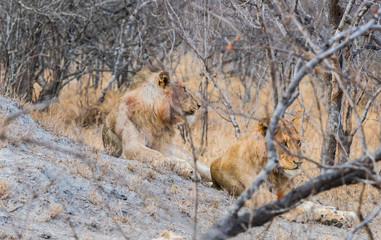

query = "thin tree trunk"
[[320, 0, 343, 166]]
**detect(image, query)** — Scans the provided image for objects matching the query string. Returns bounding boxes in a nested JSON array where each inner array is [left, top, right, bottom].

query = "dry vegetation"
[[27, 56, 381, 238], [2, 0, 381, 239], [0, 180, 9, 200], [31, 74, 123, 150]]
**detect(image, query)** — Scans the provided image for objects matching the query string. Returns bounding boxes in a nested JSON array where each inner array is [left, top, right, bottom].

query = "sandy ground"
[[0, 96, 371, 240]]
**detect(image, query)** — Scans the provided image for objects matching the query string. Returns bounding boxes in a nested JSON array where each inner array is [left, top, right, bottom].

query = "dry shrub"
[[115, 215, 130, 224], [126, 162, 137, 172], [31, 77, 123, 149], [27, 55, 381, 229], [47, 202, 63, 220], [74, 163, 93, 179], [88, 190, 102, 206], [0, 180, 9, 200], [144, 198, 160, 220], [146, 168, 156, 179], [0, 232, 16, 240]]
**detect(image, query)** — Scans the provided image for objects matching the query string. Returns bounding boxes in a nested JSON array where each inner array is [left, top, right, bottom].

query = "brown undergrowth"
[[26, 56, 381, 237], [31, 79, 123, 150]]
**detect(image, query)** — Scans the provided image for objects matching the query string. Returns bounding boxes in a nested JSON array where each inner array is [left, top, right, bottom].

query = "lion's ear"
[[158, 71, 170, 88], [257, 118, 269, 137]]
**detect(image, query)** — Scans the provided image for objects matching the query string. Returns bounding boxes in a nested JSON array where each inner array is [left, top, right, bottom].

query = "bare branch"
[[360, 86, 381, 124], [204, 148, 381, 239], [97, 0, 156, 103], [345, 204, 381, 240], [196, 57, 242, 138], [257, 3, 278, 108], [354, 0, 376, 27], [203, 14, 379, 239], [336, 0, 355, 33]]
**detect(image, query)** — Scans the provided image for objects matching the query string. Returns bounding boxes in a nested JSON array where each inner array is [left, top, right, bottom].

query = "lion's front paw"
[[284, 201, 358, 228], [188, 170, 201, 182], [307, 201, 357, 228], [169, 158, 200, 181], [176, 164, 201, 182], [319, 208, 357, 228]]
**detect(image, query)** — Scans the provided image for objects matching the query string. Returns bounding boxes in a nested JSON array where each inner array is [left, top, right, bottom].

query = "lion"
[[102, 69, 211, 181], [210, 118, 357, 228]]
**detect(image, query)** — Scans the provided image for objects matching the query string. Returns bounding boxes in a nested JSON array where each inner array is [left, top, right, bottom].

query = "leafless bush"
[[2, 0, 381, 239], [0, 0, 178, 102]]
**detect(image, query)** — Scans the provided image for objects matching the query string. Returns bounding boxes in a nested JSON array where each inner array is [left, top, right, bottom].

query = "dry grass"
[[88, 190, 102, 206], [31, 76, 123, 150], [0, 180, 9, 200], [26, 55, 381, 233], [47, 202, 63, 220], [0, 232, 16, 240]]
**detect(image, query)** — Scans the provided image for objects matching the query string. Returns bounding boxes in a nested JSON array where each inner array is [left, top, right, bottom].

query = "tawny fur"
[[210, 118, 357, 228], [102, 69, 211, 181]]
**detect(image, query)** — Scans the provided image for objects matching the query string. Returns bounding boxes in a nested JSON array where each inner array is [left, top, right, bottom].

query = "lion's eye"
[[281, 142, 288, 148], [296, 140, 301, 146], [183, 87, 188, 93]]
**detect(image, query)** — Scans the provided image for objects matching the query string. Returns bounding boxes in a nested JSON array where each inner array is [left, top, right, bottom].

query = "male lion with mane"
[[102, 68, 211, 181], [211, 117, 357, 228]]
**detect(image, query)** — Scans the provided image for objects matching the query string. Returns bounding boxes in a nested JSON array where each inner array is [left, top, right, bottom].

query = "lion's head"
[[173, 80, 200, 117], [257, 117, 303, 188], [153, 70, 200, 123], [122, 69, 199, 142], [210, 116, 303, 196]]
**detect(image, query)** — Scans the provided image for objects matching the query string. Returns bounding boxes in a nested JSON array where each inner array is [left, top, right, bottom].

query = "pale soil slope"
[[0, 97, 368, 240]]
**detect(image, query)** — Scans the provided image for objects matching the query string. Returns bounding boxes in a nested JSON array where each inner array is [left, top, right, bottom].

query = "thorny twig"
[[360, 86, 381, 124], [345, 204, 381, 240], [336, 0, 355, 33], [356, 184, 374, 239], [204, 148, 381, 239], [183, 120, 199, 240], [195, 57, 242, 138], [354, 0, 376, 27], [203, 12, 381, 239], [164, 0, 242, 138], [257, 3, 278, 108], [330, 70, 367, 155], [97, 0, 156, 103]]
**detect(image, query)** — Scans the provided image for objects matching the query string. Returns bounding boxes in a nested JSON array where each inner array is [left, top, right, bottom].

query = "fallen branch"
[[203, 149, 381, 239], [203, 11, 380, 239]]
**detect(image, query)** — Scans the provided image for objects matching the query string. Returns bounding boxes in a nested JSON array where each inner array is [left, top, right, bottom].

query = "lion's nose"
[[293, 160, 303, 167]]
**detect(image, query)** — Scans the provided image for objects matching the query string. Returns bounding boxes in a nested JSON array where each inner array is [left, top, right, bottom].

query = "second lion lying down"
[[102, 69, 211, 181], [210, 118, 357, 228]]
